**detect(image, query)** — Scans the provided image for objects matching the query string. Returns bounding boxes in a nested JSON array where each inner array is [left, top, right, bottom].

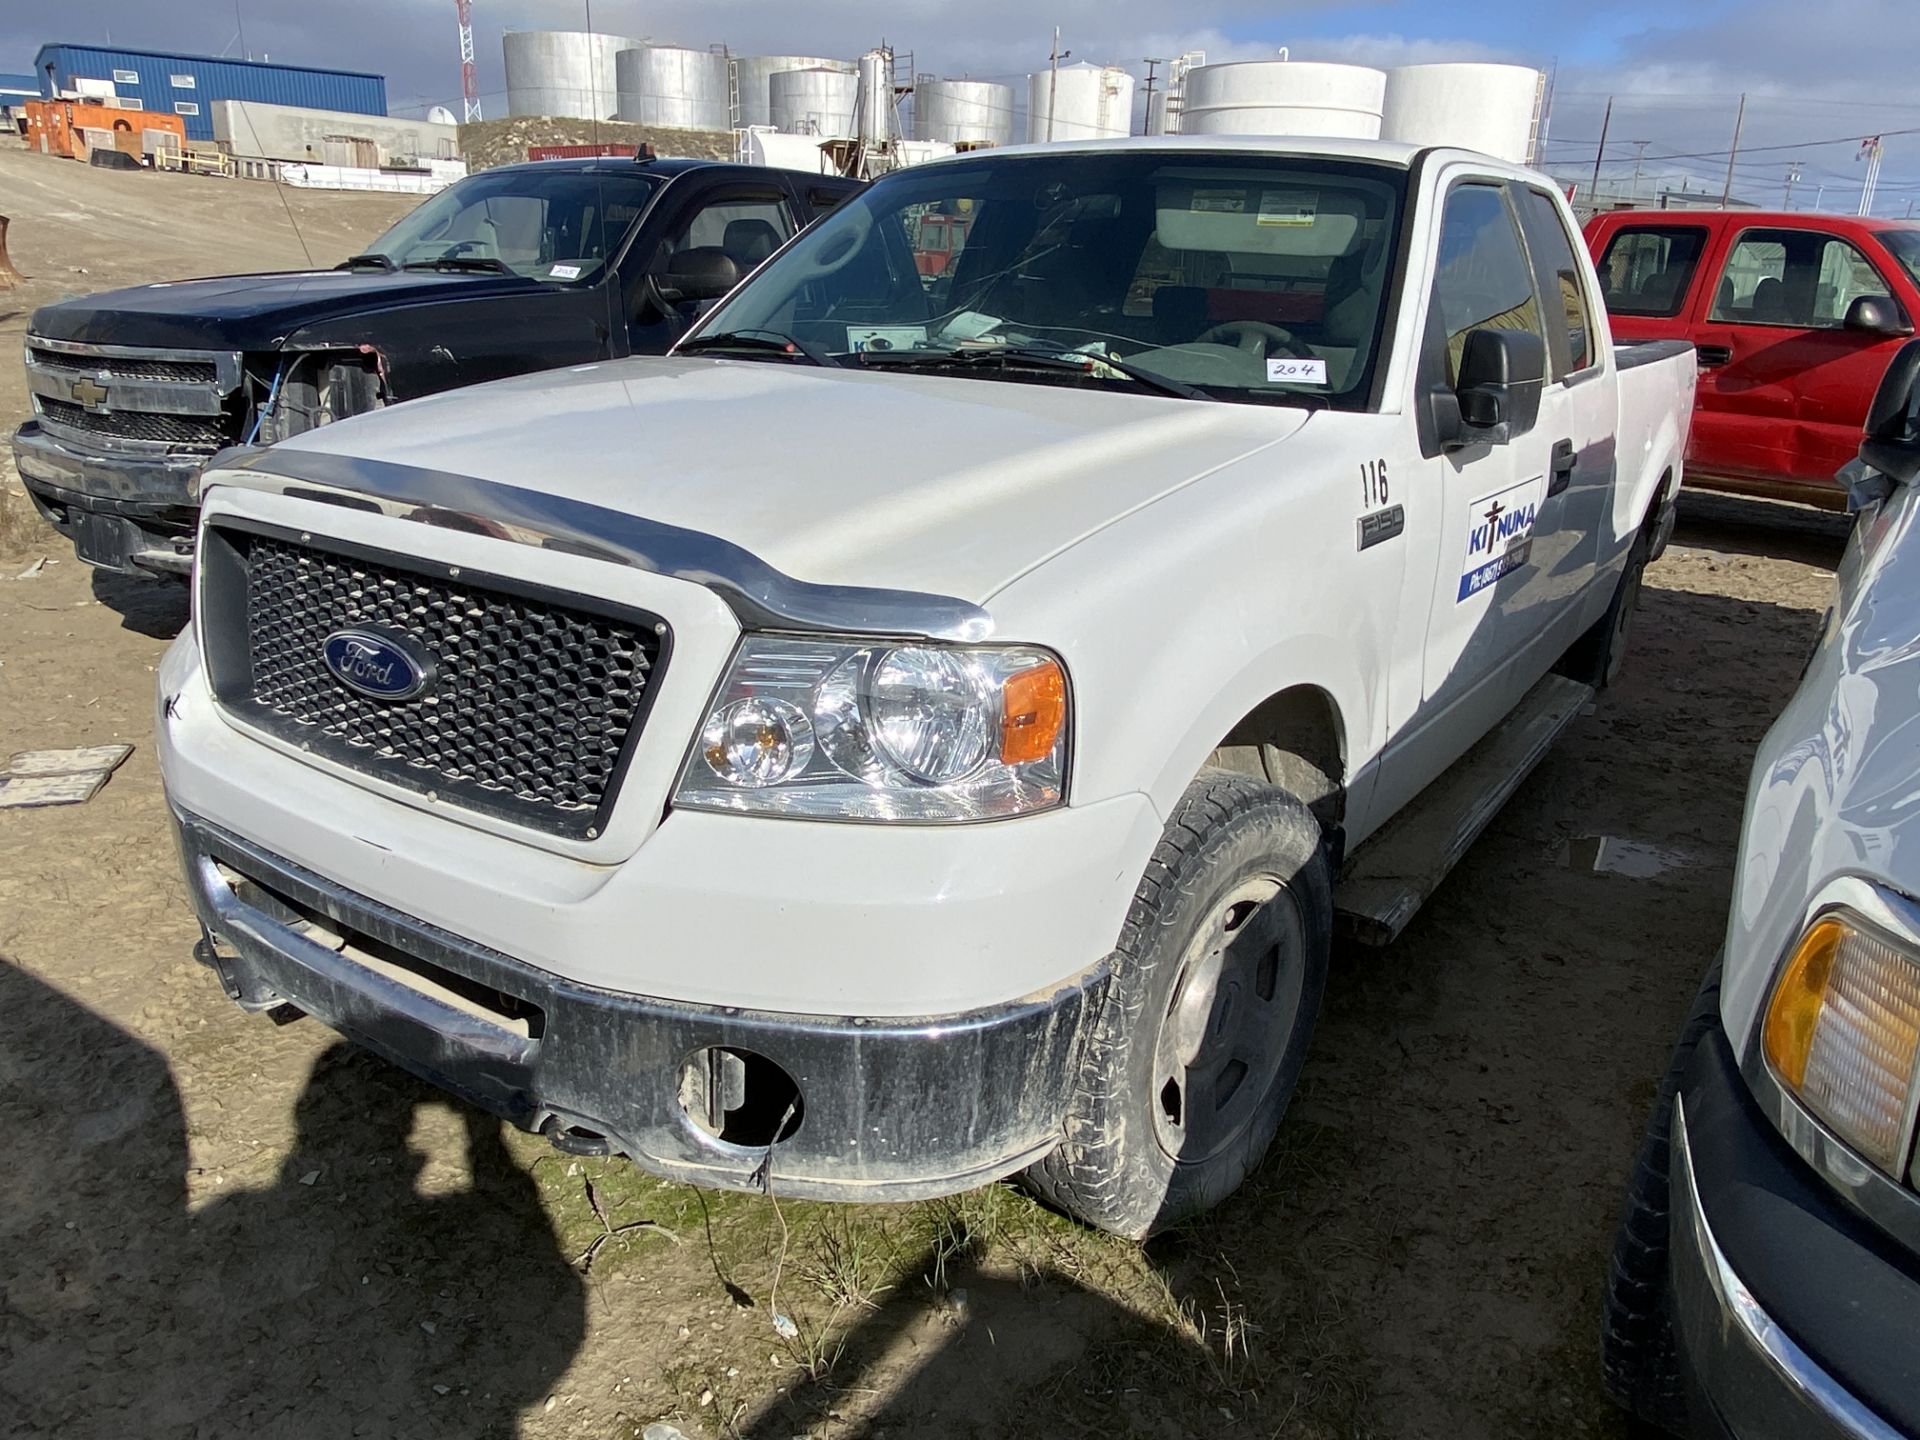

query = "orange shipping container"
[[24, 99, 188, 162]]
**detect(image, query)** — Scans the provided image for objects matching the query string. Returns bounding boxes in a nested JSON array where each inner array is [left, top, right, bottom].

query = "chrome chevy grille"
[[25, 336, 245, 453], [199, 524, 668, 838]]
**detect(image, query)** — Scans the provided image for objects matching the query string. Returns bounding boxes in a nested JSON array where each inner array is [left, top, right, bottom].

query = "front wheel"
[[1026, 770, 1331, 1239]]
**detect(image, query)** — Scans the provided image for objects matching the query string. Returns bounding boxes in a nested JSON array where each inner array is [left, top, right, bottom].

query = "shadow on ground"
[[0, 961, 585, 1439], [89, 568, 190, 639]]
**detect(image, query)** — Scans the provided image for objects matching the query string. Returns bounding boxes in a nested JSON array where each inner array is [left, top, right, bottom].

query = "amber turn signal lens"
[[1763, 916, 1846, 1092], [1763, 911, 1920, 1173], [999, 659, 1066, 766]]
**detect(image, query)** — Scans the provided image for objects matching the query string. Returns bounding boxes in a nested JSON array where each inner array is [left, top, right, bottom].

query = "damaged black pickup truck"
[[15, 154, 861, 575]]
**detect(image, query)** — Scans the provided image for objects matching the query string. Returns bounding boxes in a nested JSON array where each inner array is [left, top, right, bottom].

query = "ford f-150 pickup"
[[14, 155, 861, 576], [156, 136, 1697, 1238]]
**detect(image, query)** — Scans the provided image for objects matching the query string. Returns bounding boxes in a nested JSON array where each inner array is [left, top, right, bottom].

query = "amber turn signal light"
[[1000, 659, 1066, 766]]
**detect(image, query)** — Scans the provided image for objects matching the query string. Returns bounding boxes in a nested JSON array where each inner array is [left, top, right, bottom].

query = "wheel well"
[[1208, 686, 1346, 829]]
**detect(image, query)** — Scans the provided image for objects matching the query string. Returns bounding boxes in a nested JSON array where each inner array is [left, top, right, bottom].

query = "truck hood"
[[261, 356, 1312, 603], [27, 269, 547, 352]]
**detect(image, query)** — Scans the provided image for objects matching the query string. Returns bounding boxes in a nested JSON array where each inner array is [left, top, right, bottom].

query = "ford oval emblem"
[[321, 628, 434, 701]]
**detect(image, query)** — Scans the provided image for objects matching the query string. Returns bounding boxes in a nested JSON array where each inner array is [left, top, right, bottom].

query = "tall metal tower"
[[455, 0, 482, 122]]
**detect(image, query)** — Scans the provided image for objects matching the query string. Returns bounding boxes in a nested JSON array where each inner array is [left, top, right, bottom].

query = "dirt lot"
[[0, 140, 1854, 1438]]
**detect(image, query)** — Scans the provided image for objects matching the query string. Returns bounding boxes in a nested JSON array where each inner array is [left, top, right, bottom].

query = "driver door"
[[1372, 176, 1563, 818], [627, 182, 798, 354]]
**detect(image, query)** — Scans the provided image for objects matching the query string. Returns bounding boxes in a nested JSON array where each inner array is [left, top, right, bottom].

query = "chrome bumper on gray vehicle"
[[174, 811, 1103, 1202], [13, 420, 202, 575]]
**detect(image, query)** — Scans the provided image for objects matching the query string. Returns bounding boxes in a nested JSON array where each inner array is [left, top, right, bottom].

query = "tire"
[[1027, 769, 1331, 1240], [1600, 956, 1724, 1433], [1559, 516, 1654, 690]]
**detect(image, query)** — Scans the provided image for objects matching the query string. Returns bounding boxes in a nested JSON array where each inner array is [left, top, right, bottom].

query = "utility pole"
[[1719, 93, 1745, 206], [1784, 162, 1801, 210], [1628, 139, 1650, 201], [1046, 28, 1068, 142], [1141, 57, 1164, 137], [1588, 95, 1613, 206]]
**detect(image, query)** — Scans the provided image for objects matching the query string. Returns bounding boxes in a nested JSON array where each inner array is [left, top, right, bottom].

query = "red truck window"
[[1708, 228, 1894, 329], [1596, 226, 1707, 318]]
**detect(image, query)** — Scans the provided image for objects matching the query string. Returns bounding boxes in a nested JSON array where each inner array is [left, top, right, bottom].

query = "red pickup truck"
[[1584, 209, 1920, 508]]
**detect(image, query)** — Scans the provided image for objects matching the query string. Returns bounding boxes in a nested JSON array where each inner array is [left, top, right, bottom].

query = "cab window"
[[1596, 226, 1706, 318], [1429, 183, 1543, 386], [1709, 228, 1894, 328], [1514, 186, 1595, 378]]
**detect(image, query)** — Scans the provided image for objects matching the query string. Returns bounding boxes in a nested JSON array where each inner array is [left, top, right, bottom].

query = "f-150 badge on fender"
[[321, 628, 434, 701], [1458, 477, 1544, 602]]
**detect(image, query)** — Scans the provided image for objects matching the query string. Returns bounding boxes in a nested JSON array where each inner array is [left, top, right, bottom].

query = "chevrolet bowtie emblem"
[[70, 376, 110, 409]]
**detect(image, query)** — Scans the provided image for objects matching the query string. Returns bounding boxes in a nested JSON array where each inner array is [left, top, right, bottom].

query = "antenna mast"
[[455, 0, 482, 122]]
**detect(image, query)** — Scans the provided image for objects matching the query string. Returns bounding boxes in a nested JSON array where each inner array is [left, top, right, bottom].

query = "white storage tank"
[[770, 68, 860, 138], [615, 45, 731, 130], [1381, 63, 1544, 164], [1027, 64, 1134, 142], [914, 79, 1015, 146], [503, 30, 640, 120], [1179, 60, 1386, 138], [733, 56, 855, 129]]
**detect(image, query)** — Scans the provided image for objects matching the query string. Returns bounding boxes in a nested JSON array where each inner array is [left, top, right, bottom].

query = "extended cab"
[[157, 138, 1695, 1238], [14, 155, 862, 575], [1586, 208, 1920, 509]]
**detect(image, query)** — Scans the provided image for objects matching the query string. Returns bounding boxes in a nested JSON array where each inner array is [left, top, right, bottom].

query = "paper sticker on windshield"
[[846, 325, 928, 353], [1257, 190, 1319, 227], [549, 263, 582, 280], [1266, 357, 1328, 385], [1189, 188, 1247, 214], [1457, 476, 1544, 602]]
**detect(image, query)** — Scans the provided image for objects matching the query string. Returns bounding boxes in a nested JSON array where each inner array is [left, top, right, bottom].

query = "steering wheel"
[[1196, 320, 1310, 358]]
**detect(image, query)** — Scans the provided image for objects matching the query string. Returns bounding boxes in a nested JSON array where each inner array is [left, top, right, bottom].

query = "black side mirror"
[[1433, 328, 1546, 451], [1845, 294, 1914, 338], [657, 247, 739, 305], [1860, 337, 1920, 483]]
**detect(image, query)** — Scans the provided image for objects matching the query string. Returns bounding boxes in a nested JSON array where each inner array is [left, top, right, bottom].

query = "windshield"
[[1882, 227, 1920, 293], [692, 152, 1407, 408], [360, 168, 660, 282]]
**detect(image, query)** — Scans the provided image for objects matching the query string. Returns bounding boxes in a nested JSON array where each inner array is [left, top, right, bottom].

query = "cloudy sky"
[[6, 0, 1916, 212]]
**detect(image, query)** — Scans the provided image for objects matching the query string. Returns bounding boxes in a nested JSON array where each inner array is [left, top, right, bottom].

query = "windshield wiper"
[[339, 252, 397, 272], [856, 344, 1208, 400], [401, 256, 514, 274], [675, 329, 837, 367]]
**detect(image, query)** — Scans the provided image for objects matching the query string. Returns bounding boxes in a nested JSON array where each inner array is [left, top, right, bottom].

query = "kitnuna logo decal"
[[1457, 477, 1544, 602]]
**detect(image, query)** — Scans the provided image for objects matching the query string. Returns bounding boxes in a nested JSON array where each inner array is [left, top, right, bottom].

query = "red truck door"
[[1689, 224, 1914, 500]]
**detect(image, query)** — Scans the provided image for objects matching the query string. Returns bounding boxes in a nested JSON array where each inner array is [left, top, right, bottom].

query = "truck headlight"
[[1763, 910, 1920, 1173], [674, 637, 1068, 822]]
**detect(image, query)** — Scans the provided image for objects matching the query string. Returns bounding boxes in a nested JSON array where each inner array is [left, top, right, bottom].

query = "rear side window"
[[1596, 226, 1706, 318], [1429, 183, 1543, 386], [1514, 186, 1595, 378], [1709, 228, 1894, 329]]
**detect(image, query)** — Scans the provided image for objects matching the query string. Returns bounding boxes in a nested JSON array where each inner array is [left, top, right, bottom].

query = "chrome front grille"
[[25, 335, 245, 453], [199, 523, 669, 838]]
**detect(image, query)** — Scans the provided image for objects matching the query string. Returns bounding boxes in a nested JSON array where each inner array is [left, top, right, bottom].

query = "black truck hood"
[[27, 269, 552, 351]]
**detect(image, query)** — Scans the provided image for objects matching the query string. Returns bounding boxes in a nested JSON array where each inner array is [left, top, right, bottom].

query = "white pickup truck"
[[157, 137, 1695, 1238]]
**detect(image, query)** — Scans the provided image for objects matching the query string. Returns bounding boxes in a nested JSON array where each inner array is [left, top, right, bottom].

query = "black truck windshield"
[[694, 151, 1407, 408], [360, 169, 660, 283]]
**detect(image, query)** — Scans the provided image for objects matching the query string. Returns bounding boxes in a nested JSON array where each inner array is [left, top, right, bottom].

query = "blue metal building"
[[30, 44, 386, 143]]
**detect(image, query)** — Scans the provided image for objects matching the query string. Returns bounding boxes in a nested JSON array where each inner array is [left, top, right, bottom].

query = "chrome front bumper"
[[174, 810, 1103, 1203], [1670, 1089, 1911, 1440], [14, 420, 204, 574]]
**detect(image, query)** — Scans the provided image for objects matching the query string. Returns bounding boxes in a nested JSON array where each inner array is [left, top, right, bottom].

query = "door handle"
[[1548, 438, 1576, 496], [1696, 344, 1733, 367]]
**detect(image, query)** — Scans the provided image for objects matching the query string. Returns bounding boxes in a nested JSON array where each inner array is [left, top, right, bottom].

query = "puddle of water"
[[1563, 836, 1695, 879]]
